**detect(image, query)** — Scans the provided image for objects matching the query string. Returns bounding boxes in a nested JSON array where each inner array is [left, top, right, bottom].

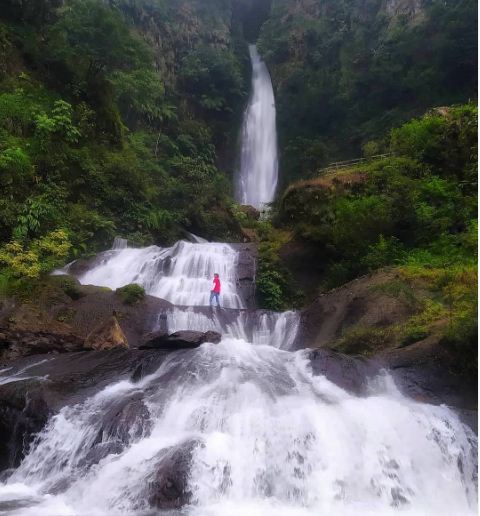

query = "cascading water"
[[77, 241, 246, 309], [237, 45, 278, 209], [0, 42, 477, 516], [0, 341, 476, 516]]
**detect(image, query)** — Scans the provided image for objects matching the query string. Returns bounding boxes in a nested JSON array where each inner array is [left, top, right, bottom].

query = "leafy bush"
[[0, 229, 71, 279], [49, 274, 84, 300], [116, 283, 145, 305], [276, 106, 477, 289]]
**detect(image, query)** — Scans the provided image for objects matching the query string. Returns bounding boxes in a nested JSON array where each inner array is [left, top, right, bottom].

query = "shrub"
[[0, 229, 72, 279], [116, 283, 145, 305]]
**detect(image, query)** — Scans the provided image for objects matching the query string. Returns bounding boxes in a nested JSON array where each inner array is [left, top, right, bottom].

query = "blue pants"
[[210, 291, 220, 307]]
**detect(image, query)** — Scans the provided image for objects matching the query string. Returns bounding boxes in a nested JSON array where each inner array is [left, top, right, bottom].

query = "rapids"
[[0, 238, 477, 516], [0, 338, 476, 516]]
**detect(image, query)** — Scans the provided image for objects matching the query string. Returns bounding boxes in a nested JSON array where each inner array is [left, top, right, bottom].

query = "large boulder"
[[230, 243, 257, 308], [0, 348, 171, 471], [308, 348, 381, 395], [84, 314, 128, 351], [147, 440, 201, 510], [140, 330, 221, 349]]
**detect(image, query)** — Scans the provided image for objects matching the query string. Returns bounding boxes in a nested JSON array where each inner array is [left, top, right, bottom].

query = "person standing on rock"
[[210, 273, 221, 308]]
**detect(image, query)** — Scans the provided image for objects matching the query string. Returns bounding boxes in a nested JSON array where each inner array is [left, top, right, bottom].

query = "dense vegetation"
[[0, 0, 476, 352], [0, 0, 250, 287], [258, 0, 477, 185], [252, 104, 477, 373]]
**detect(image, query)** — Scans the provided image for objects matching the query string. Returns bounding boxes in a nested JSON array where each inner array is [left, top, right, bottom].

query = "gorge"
[[0, 0, 477, 515]]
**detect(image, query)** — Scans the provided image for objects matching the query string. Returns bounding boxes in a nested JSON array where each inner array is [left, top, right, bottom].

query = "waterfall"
[[0, 240, 477, 515], [0, 341, 476, 516], [161, 307, 300, 350], [237, 45, 278, 209], [76, 241, 246, 309], [0, 41, 477, 516]]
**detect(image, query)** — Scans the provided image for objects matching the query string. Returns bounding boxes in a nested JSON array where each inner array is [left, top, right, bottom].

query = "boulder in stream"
[[147, 439, 201, 509], [140, 330, 221, 349]]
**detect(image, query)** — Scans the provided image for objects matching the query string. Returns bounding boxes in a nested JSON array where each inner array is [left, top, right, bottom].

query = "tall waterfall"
[[0, 44, 477, 516], [237, 45, 278, 209]]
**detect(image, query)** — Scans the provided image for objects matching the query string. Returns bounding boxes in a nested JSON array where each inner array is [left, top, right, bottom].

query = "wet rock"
[[0, 349, 171, 471], [231, 243, 257, 308], [140, 330, 221, 349], [0, 381, 51, 470], [308, 348, 381, 395], [147, 439, 201, 509], [82, 393, 151, 467], [84, 314, 128, 351]]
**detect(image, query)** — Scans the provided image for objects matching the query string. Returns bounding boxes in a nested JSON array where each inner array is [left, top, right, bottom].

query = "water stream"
[[0, 39, 477, 516]]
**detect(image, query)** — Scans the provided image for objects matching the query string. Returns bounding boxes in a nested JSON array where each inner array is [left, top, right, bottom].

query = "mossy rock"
[[333, 325, 389, 356], [116, 284, 145, 305], [48, 275, 85, 300]]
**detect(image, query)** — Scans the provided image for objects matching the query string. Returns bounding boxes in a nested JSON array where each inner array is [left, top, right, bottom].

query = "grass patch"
[[332, 325, 390, 356], [369, 278, 419, 308]]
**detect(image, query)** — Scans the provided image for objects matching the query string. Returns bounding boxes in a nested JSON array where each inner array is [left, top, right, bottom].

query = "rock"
[[239, 204, 260, 220], [230, 243, 257, 308], [0, 329, 84, 364], [297, 270, 415, 350], [84, 314, 128, 351], [82, 393, 152, 467], [140, 330, 221, 349], [0, 378, 53, 470], [0, 348, 171, 471], [308, 348, 381, 395], [147, 440, 201, 509]]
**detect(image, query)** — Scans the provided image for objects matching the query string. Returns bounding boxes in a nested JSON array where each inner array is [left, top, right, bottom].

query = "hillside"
[[258, 0, 477, 185]]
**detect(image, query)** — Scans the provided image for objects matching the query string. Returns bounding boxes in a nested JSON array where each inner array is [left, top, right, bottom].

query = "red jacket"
[[212, 277, 221, 293]]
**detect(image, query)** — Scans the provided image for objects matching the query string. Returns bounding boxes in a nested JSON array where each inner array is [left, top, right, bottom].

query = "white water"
[[0, 340, 476, 516], [0, 42, 477, 516], [238, 45, 278, 209], [77, 241, 245, 309], [162, 307, 300, 350]]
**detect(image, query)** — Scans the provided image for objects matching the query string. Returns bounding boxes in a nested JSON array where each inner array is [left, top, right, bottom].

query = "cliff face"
[[111, 0, 236, 86]]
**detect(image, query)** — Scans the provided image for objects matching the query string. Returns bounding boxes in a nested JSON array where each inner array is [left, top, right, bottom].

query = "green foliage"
[[362, 236, 405, 271], [179, 45, 245, 117], [258, 0, 477, 184], [0, 229, 71, 279], [116, 283, 145, 305], [0, 0, 246, 266], [48, 0, 151, 81], [256, 268, 284, 311], [49, 274, 84, 300], [277, 106, 477, 289], [333, 325, 388, 356], [256, 225, 304, 311]]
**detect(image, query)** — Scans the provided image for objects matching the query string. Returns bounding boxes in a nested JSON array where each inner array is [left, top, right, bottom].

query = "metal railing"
[[321, 153, 393, 173]]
